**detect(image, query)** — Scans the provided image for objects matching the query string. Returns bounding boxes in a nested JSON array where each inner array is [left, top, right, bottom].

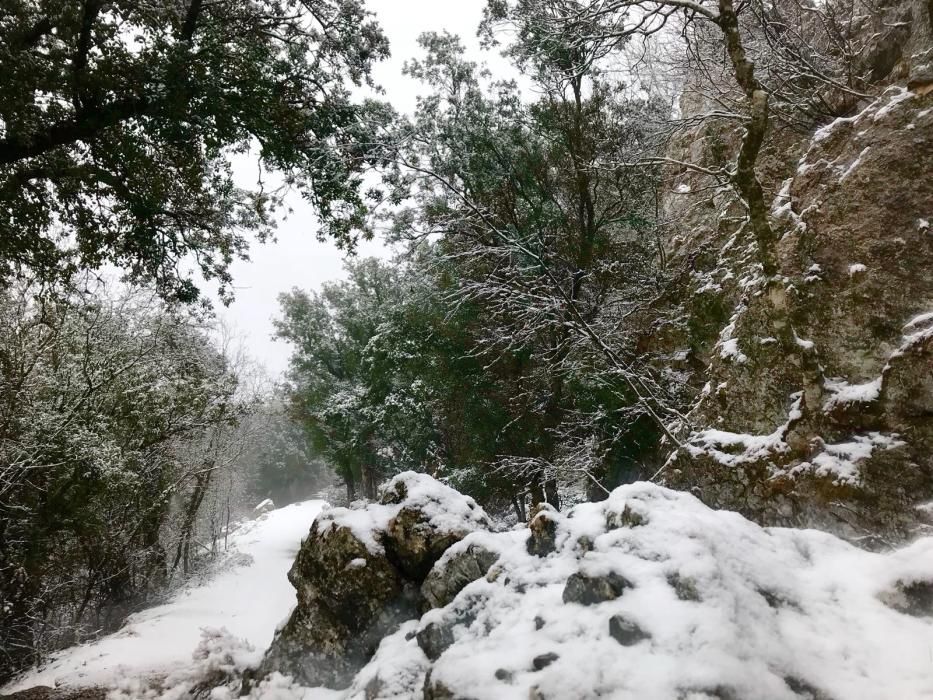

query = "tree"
[[276, 259, 406, 500], [483, 0, 856, 426], [242, 401, 331, 507], [276, 252, 545, 515], [383, 33, 675, 506], [0, 281, 242, 682], [0, 0, 389, 303]]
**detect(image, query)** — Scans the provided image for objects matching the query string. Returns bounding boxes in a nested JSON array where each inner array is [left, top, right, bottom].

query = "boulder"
[[526, 504, 560, 557], [253, 472, 489, 690], [254, 517, 415, 688], [608, 615, 651, 646], [879, 579, 933, 616], [422, 536, 502, 609], [416, 620, 456, 662]]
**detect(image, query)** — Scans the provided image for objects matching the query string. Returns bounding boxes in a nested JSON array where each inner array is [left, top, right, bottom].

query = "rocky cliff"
[[657, 0, 933, 541]]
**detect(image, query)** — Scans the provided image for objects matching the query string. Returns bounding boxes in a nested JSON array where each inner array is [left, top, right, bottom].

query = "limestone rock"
[[562, 570, 633, 605], [879, 579, 933, 616], [608, 615, 651, 646], [526, 504, 560, 557], [416, 620, 456, 661], [253, 472, 489, 690], [255, 518, 415, 689], [386, 506, 471, 582], [422, 536, 502, 609], [664, 87, 933, 540]]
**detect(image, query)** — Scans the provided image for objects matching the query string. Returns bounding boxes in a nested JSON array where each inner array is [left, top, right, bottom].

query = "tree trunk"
[[344, 471, 357, 502], [172, 466, 212, 575], [361, 462, 377, 500]]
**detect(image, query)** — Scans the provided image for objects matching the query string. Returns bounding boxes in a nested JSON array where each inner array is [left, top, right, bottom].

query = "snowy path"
[[4, 500, 326, 693]]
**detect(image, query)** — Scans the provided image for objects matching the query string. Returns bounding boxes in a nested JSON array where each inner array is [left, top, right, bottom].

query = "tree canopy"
[[0, 0, 389, 303]]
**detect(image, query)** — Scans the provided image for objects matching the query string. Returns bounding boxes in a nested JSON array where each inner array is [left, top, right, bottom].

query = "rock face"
[[253, 472, 490, 689], [653, 0, 933, 540], [663, 85, 933, 541], [422, 534, 504, 610]]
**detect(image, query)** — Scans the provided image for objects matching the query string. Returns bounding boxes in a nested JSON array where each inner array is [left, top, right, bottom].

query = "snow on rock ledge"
[[345, 482, 933, 700]]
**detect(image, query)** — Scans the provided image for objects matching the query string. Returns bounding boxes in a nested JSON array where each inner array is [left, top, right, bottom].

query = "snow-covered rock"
[[9, 479, 933, 700], [349, 482, 933, 700], [253, 472, 490, 690], [254, 498, 276, 515], [665, 83, 933, 540]]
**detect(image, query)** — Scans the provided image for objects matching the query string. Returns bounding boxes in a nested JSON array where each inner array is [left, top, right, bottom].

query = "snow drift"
[[1, 499, 327, 696]]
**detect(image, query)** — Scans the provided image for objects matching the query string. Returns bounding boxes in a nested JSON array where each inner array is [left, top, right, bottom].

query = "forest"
[[1, 0, 931, 696]]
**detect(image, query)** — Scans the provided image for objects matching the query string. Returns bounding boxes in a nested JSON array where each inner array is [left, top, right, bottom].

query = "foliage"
[[0, 282, 241, 681], [242, 402, 331, 507], [0, 0, 389, 303], [385, 32, 673, 504]]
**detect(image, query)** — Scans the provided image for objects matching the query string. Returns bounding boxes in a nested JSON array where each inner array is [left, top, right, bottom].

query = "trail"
[[4, 500, 326, 694]]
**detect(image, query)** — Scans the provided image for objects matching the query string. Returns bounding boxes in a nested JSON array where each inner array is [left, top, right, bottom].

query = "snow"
[[801, 88, 915, 188], [811, 86, 913, 140], [812, 113, 860, 143], [793, 333, 815, 350], [10, 475, 933, 699], [685, 424, 789, 467], [381, 471, 489, 533], [823, 376, 883, 411], [318, 504, 397, 554], [318, 471, 490, 555], [681, 394, 803, 471], [803, 263, 823, 283], [717, 337, 748, 363], [3, 499, 327, 694], [871, 87, 914, 122], [905, 311, 933, 330], [896, 310, 933, 353], [341, 483, 933, 699], [715, 308, 750, 364], [798, 433, 903, 485], [848, 263, 867, 276], [839, 146, 870, 181]]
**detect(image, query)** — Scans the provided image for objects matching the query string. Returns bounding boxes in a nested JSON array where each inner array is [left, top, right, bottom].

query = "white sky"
[[216, 0, 516, 379]]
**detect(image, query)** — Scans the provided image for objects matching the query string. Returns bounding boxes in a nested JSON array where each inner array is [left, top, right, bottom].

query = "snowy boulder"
[[252, 472, 490, 690], [254, 513, 413, 689], [562, 569, 633, 606], [345, 481, 933, 700], [526, 503, 561, 557]]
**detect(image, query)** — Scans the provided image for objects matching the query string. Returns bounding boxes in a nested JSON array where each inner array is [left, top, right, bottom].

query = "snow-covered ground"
[[3, 500, 326, 694], [8, 482, 933, 700]]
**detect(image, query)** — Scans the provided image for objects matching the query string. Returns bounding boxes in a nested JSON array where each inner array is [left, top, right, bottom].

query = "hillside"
[[0, 0, 931, 697]]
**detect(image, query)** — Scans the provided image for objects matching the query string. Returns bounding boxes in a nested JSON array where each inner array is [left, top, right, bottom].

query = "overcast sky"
[[215, 0, 515, 379]]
